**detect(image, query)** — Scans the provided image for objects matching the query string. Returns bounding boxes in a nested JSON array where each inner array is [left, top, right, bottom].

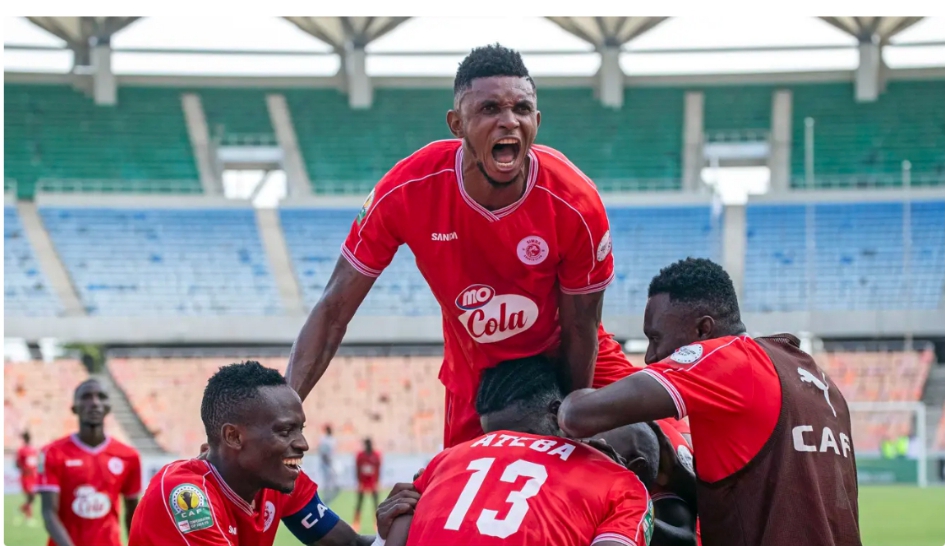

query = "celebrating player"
[[15, 431, 39, 527], [129, 361, 417, 546], [352, 438, 381, 532], [385, 355, 654, 546], [37, 379, 142, 546], [558, 258, 862, 546], [287, 43, 641, 449]]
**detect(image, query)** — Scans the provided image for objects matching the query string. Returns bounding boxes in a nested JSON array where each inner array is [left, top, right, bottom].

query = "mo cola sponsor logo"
[[454, 284, 538, 343]]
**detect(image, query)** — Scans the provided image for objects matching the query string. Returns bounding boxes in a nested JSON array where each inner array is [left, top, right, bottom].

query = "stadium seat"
[[745, 201, 945, 312], [702, 84, 774, 141], [39, 207, 282, 316], [4, 206, 61, 316], [4, 84, 201, 198], [197, 87, 276, 145], [3, 360, 130, 451], [790, 80, 945, 188], [108, 356, 445, 456]]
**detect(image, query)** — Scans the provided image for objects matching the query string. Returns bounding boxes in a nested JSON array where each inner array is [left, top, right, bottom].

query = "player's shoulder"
[[105, 437, 141, 458], [653, 335, 751, 370], [375, 139, 460, 193], [147, 460, 220, 504], [531, 144, 601, 195], [40, 435, 75, 455]]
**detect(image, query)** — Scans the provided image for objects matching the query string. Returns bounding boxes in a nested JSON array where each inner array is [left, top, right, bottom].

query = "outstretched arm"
[[286, 257, 376, 401], [41, 492, 76, 546], [558, 373, 677, 439], [558, 291, 604, 391]]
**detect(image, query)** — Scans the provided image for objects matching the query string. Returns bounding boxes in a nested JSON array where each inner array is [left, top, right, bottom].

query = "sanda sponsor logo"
[[454, 284, 538, 343]]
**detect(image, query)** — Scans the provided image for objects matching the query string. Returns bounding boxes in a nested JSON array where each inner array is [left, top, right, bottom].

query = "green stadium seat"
[[197, 87, 276, 145], [702, 84, 774, 140]]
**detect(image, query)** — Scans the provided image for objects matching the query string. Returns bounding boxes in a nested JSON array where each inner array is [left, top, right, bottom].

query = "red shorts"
[[357, 480, 378, 494], [443, 335, 635, 448], [20, 476, 36, 495]]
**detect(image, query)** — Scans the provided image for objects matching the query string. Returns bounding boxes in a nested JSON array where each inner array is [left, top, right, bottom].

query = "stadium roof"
[[26, 17, 139, 64], [546, 17, 668, 49], [821, 17, 924, 43], [284, 17, 410, 51]]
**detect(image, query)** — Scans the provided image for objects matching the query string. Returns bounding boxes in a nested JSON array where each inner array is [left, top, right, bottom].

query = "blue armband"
[[282, 491, 341, 544]]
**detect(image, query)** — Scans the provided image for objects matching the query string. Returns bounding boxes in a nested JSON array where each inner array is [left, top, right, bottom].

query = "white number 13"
[[444, 458, 548, 539]]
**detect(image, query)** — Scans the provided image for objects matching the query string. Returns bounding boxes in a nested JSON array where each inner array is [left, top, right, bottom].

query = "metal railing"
[[704, 129, 770, 144], [36, 178, 203, 194]]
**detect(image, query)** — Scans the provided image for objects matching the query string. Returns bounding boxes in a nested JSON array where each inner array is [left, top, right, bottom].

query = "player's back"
[[408, 431, 652, 546]]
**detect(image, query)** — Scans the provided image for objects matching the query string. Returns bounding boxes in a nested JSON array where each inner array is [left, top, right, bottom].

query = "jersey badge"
[[517, 235, 549, 265], [107, 457, 124, 475], [596, 230, 612, 262], [356, 189, 375, 225], [670, 344, 703, 365], [263, 500, 276, 532], [676, 445, 694, 474], [169, 483, 214, 534], [643, 497, 654, 544]]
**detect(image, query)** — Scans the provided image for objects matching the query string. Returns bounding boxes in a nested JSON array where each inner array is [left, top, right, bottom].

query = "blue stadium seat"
[[39, 208, 282, 316], [745, 201, 945, 311], [4, 206, 61, 316]]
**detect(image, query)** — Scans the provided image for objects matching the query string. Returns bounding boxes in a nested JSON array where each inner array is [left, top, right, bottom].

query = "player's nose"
[[291, 434, 309, 453], [496, 107, 520, 130]]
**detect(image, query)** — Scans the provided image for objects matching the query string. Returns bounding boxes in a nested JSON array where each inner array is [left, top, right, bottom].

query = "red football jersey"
[[356, 451, 381, 483], [342, 140, 629, 402], [17, 445, 39, 478], [36, 435, 142, 546], [640, 335, 782, 483], [409, 431, 653, 546], [130, 459, 340, 546]]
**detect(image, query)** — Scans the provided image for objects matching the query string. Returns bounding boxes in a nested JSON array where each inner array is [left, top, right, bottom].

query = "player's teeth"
[[497, 138, 517, 144]]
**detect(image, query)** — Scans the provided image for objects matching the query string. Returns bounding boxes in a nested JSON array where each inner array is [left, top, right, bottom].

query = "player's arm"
[[559, 290, 604, 390], [123, 452, 143, 534], [559, 374, 677, 439], [124, 497, 140, 535], [385, 514, 413, 546], [40, 492, 76, 546]]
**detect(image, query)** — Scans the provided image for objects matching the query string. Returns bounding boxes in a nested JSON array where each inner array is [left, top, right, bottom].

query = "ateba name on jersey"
[[454, 285, 538, 344], [470, 433, 576, 462]]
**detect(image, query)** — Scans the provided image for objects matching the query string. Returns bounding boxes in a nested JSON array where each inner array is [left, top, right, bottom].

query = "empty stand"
[[702, 84, 773, 140], [109, 356, 445, 456], [280, 208, 440, 316], [745, 200, 945, 312], [4, 360, 129, 451], [4, 206, 61, 316], [40, 207, 282, 316], [198, 88, 276, 145], [790, 80, 945, 188], [4, 85, 201, 198]]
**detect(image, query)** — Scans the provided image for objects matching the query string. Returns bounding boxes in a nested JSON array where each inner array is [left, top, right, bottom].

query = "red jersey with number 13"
[[343, 140, 626, 400]]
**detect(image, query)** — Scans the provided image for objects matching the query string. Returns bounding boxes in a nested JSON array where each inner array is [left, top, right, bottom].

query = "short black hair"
[[201, 361, 287, 444], [74, 378, 105, 399], [454, 43, 534, 96], [648, 257, 744, 332], [476, 355, 561, 416]]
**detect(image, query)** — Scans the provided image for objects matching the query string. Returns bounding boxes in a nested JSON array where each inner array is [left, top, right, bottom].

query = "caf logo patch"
[[356, 189, 375, 225], [169, 484, 214, 534], [596, 230, 612, 262], [670, 344, 703, 365]]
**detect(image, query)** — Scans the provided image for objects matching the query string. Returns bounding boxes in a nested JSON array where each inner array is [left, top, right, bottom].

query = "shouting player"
[[559, 258, 862, 546], [386, 355, 654, 546], [15, 431, 39, 527], [37, 379, 142, 546], [353, 438, 381, 532], [129, 361, 417, 546], [287, 43, 639, 449]]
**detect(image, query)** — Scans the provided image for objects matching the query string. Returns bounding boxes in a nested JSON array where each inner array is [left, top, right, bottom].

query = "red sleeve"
[[341, 179, 405, 278], [556, 188, 615, 295], [123, 452, 143, 497], [412, 450, 448, 494], [593, 472, 653, 546], [36, 445, 61, 493], [282, 470, 320, 516]]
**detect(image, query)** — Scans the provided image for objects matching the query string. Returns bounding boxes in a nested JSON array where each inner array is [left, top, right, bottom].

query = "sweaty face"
[[643, 293, 701, 365], [72, 381, 110, 426], [451, 76, 539, 185], [236, 386, 309, 494]]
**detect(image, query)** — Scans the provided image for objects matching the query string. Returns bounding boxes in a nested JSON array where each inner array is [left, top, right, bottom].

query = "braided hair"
[[476, 355, 562, 417]]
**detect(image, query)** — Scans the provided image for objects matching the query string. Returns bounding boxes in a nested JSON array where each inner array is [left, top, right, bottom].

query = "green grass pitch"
[[4, 486, 943, 545]]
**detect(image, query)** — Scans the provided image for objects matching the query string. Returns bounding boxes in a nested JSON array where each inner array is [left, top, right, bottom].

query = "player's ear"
[[548, 399, 562, 418], [625, 455, 649, 480], [446, 109, 464, 139], [220, 424, 242, 450], [695, 315, 715, 340], [535, 109, 541, 129]]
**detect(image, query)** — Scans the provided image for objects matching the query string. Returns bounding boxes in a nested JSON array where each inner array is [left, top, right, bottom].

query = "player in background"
[[287, 43, 649, 449], [318, 425, 339, 503], [37, 379, 141, 546], [129, 361, 418, 546], [15, 431, 40, 527], [352, 438, 381, 533], [559, 258, 862, 546], [386, 355, 654, 546]]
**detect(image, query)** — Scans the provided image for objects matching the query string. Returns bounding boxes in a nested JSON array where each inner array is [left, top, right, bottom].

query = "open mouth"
[[491, 138, 521, 171], [283, 457, 302, 474]]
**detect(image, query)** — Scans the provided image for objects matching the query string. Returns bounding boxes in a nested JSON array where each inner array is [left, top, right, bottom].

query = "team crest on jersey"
[[670, 344, 703, 365], [356, 189, 375, 225], [676, 445, 694, 474], [263, 500, 276, 532], [643, 498, 654, 544], [516, 235, 549, 265], [169, 484, 214, 534], [72, 485, 111, 519], [107, 457, 124, 475], [454, 284, 538, 343], [596, 230, 612, 262]]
